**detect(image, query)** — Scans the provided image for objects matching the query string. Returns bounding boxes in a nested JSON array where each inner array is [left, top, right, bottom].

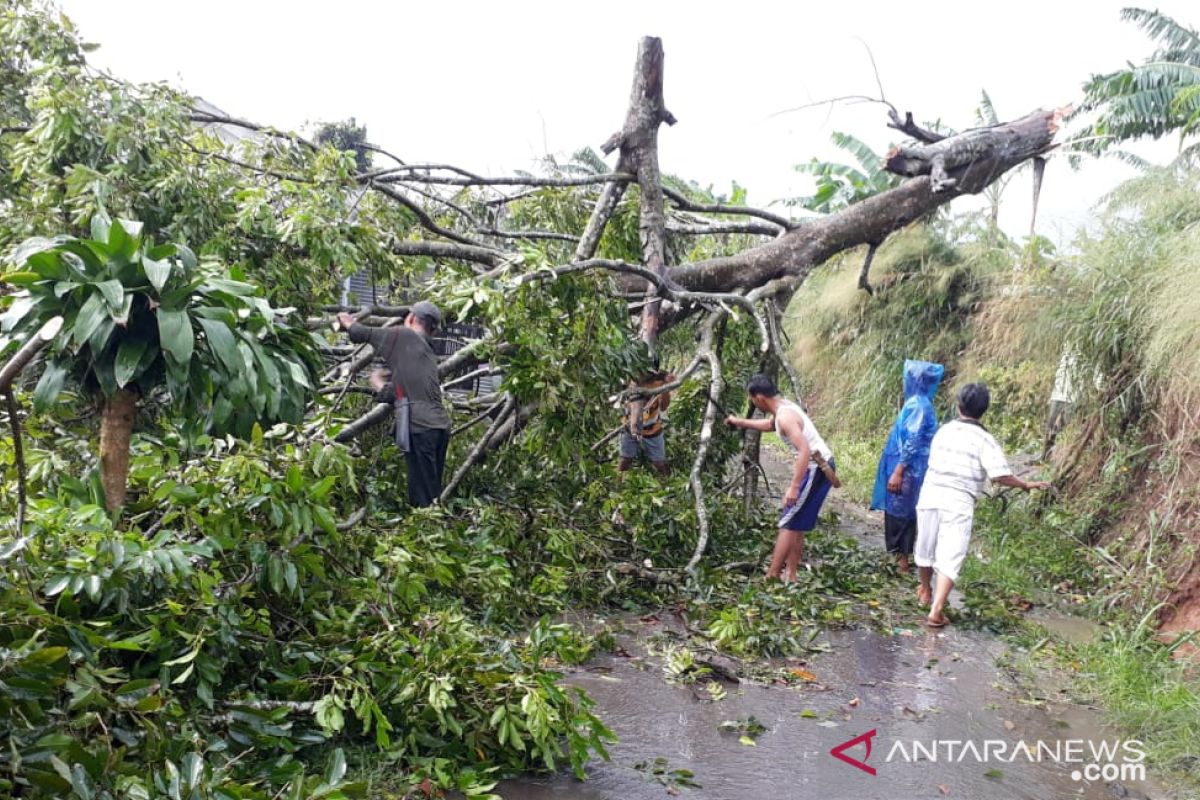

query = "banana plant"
[[0, 212, 321, 512], [1074, 8, 1200, 159], [786, 132, 900, 213]]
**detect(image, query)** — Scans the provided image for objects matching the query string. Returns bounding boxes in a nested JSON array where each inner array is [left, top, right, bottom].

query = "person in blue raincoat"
[[871, 360, 945, 573]]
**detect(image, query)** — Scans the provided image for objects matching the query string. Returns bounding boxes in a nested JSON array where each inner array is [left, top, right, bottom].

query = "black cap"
[[410, 300, 442, 329]]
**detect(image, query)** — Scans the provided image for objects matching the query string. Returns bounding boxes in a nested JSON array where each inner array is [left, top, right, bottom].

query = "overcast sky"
[[59, 0, 1197, 246]]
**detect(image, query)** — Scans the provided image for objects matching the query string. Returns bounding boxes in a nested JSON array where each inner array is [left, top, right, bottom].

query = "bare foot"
[[916, 585, 932, 606], [897, 555, 911, 575]]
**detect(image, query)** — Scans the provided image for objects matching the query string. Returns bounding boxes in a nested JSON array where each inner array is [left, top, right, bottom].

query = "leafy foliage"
[[0, 429, 613, 798], [313, 118, 371, 172], [1, 214, 319, 435], [1073, 8, 1200, 156]]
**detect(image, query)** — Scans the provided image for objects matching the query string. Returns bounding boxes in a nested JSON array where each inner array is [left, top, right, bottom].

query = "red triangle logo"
[[830, 728, 878, 776]]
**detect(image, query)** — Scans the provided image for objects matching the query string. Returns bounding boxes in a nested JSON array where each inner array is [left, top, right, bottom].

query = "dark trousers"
[[884, 513, 918, 555], [407, 427, 449, 507]]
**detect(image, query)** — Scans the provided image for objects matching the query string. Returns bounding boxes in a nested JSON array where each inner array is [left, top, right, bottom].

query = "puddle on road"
[[500, 620, 1165, 800], [1031, 611, 1102, 646]]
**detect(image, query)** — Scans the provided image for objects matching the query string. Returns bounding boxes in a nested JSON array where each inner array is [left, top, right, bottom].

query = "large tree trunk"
[[99, 388, 138, 513], [602, 36, 676, 348], [668, 108, 1063, 294]]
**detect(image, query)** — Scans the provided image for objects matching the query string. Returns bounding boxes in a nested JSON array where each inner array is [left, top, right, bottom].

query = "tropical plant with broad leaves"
[[1073, 8, 1200, 160], [0, 212, 320, 511], [784, 131, 900, 213]]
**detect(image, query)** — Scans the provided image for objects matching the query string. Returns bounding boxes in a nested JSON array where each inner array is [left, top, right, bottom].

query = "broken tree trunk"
[[668, 107, 1063, 295], [602, 36, 676, 348]]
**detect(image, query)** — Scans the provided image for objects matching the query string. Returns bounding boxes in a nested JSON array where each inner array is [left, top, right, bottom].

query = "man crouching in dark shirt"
[[338, 301, 451, 507]]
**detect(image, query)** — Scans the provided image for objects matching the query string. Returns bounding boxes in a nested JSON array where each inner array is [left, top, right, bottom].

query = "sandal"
[[925, 615, 949, 628]]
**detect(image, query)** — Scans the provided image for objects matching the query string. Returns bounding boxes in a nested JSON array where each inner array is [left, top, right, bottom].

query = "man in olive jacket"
[[338, 301, 450, 507]]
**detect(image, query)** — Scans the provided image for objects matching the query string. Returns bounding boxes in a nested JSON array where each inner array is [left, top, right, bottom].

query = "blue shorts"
[[619, 430, 666, 462], [778, 458, 835, 532]]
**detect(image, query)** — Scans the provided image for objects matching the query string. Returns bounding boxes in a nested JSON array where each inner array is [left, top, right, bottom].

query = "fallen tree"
[[1, 13, 1063, 572]]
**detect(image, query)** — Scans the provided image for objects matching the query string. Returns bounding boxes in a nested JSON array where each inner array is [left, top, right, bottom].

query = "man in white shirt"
[[915, 383, 1051, 627]]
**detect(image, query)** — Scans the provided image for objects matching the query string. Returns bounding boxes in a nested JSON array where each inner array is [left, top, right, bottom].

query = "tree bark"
[[99, 388, 139, 513], [603, 36, 676, 348], [668, 108, 1062, 295]]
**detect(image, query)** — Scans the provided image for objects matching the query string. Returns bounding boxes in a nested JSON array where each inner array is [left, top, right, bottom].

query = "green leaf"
[[112, 294, 134, 326], [142, 255, 172, 293], [33, 360, 69, 411], [115, 337, 150, 388], [324, 749, 347, 785], [158, 309, 194, 364], [94, 279, 124, 311], [0, 271, 44, 286], [23, 253, 66, 281], [70, 764, 95, 800], [108, 218, 141, 259], [175, 243, 197, 270], [197, 317, 241, 373], [13, 236, 61, 267], [313, 506, 337, 536], [90, 211, 111, 243], [87, 315, 115, 356], [72, 292, 109, 349], [115, 679, 159, 706], [19, 646, 68, 668]]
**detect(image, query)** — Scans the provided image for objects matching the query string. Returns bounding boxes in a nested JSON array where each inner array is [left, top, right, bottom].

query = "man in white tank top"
[[725, 374, 837, 582]]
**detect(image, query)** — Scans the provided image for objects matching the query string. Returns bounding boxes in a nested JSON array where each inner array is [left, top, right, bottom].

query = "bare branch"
[[685, 313, 725, 573], [575, 178, 628, 261], [661, 186, 795, 230], [667, 220, 782, 237], [886, 109, 947, 144], [189, 111, 316, 149], [439, 395, 516, 503], [475, 227, 580, 243], [332, 402, 392, 443], [374, 171, 632, 188], [769, 94, 897, 120], [357, 141, 407, 167], [369, 181, 497, 250], [183, 140, 311, 183], [451, 396, 507, 438]]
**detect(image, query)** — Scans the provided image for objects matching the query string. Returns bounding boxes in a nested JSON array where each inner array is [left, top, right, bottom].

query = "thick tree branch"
[[886, 109, 947, 144], [390, 238, 506, 268], [669, 107, 1063, 294], [667, 220, 782, 237]]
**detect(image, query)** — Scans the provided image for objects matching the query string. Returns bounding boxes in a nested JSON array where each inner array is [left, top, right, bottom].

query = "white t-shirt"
[[916, 419, 1012, 516], [774, 400, 834, 463]]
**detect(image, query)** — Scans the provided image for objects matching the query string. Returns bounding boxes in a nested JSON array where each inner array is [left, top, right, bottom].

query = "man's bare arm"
[[725, 415, 774, 432]]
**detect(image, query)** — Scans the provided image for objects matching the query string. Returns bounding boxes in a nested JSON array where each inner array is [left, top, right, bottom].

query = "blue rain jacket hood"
[[870, 360, 945, 519]]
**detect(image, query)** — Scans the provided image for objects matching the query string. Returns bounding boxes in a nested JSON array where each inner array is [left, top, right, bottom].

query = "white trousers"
[[914, 508, 974, 583]]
